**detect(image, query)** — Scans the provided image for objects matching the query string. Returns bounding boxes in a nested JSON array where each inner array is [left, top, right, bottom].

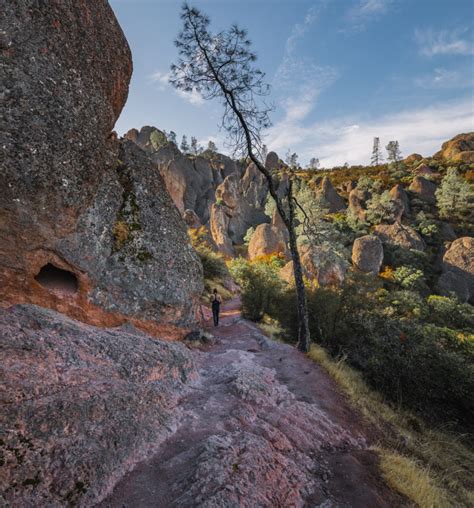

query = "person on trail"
[[210, 288, 222, 327]]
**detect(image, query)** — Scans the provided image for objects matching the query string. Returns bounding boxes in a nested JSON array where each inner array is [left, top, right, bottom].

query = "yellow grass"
[[307, 344, 474, 507]]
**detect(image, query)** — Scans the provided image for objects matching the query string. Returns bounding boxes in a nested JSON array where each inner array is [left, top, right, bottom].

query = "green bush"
[[229, 256, 285, 321]]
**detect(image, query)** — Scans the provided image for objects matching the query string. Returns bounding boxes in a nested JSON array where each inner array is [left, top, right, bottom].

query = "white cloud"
[[266, 98, 474, 167], [415, 28, 474, 56], [414, 66, 474, 89], [343, 0, 392, 33], [149, 70, 204, 106]]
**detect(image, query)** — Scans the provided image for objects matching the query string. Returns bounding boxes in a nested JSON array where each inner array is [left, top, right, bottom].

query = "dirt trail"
[[99, 299, 405, 507]]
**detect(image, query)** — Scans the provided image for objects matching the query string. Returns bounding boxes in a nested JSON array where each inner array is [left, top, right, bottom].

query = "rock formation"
[[389, 184, 410, 217], [409, 176, 437, 204], [319, 177, 346, 212], [404, 153, 423, 165], [434, 132, 474, 163], [247, 224, 289, 260], [375, 223, 425, 251], [0, 1, 203, 333], [437, 237, 474, 302], [414, 164, 435, 177], [0, 304, 195, 506], [352, 236, 384, 275], [348, 188, 371, 221]]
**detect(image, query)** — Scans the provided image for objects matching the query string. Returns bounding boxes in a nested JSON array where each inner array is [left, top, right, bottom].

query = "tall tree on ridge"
[[371, 137, 383, 165], [180, 134, 190, 153], [170, 3, 311, 351]]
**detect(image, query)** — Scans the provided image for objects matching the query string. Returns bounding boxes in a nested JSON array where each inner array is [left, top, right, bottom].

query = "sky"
[[109, 0, 474, 167]]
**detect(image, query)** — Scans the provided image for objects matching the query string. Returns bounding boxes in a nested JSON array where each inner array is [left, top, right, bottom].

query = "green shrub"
[[393, 266, 425, 290], [229, 256, 285, 321]]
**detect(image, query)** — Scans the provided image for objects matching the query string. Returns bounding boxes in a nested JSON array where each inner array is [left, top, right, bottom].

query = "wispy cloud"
[[266, 98, 474, 167], [271, 2, 338, 152], [150, 70, 204, 106], [415, 27, 474, 56], [343, 0, 392, 33], [414, 66, 474, 89]]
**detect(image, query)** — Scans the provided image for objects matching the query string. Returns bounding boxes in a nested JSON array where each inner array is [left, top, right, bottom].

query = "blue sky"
[[110, 0, 474, 167]]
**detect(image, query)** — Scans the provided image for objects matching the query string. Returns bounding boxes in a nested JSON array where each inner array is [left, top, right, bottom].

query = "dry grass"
[[307, 344, 474, 507]]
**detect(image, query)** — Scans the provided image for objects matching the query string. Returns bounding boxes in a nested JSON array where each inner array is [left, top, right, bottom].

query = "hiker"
[[210, 288, 222, 327]]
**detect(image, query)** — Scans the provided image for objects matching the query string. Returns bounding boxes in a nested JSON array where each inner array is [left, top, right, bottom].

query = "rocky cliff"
[[1, 1, 203, 505], [0, 0, 202, 333]]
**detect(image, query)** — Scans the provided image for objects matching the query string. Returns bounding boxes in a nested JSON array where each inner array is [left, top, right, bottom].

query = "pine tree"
[[180, 135, 189, 153], [436, 167, 473, 220], [207, 140, 218, 152], [168, 130, 177, 144], [285, 150, 298, 169], [371, 137, 383, 165], [386, 140, 402, 165], [307, 157, 320, 170], [190, 136, 202, 155]]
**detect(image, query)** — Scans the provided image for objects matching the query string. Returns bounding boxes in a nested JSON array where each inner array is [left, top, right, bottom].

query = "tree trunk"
[[286, 180, 311, 352]]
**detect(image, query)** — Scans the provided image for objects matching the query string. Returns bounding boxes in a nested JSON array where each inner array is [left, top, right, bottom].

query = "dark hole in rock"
[[35, 263, 79, 294]]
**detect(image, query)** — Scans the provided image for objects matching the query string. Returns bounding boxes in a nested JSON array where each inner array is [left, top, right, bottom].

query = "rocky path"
[[99, 299, 405, 507]]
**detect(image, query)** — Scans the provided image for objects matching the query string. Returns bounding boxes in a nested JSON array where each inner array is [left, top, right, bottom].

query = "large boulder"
[[389, 184, 410, 217], [404, 153, 423, 165], [352, 236, 383, 275], [0, 304, 195, 506], [348, 188, 371, 221], [0, 1, 203, 333], [375, 223, 425, 251], [437, 237, 474, 302], [247, 224, 289, 260], [209, 203, 234, 257], [409, 176, 437, 204], [434, 132, 474, 163], [414, 164, 435, 177], [283, 245, 347, 287], [319, 177, 346, 213]]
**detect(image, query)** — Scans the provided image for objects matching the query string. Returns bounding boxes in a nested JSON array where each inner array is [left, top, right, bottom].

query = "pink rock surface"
[[100, 300, 406, 507]]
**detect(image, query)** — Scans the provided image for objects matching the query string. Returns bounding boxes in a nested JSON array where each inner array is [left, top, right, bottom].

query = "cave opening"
[[34, 263, 79, 294]]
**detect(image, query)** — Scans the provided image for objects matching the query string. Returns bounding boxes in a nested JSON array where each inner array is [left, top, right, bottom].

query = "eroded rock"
[[247, 223, 289, 260], [434, 132, 474, 163], [352, 235, 383, 275], [375, 223, 426, 251], [409, 176, 437, 204], [438, 237, 474, 302], [0, 304, 195, 506]]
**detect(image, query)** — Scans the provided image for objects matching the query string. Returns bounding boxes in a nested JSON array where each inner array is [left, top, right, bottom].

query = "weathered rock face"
[[434, 132, 474, 163], [281, 245, 347, 287], [183, 209, 202, 229], [352, 236, 383, 275], [389, 184, 410, 217], [126, 126, 244, 225], [414, 164, 435, 177], [0, 304, 195, 506], [247, 224, 289, 260], [209, 203, 234, 257], [0, 1, 203, 332], [348, 188, 371, 221], [409, 176, 437, 204], [319, 177, 346, 212], [375, 223, 426, 251], [438, 237, 474, 302]]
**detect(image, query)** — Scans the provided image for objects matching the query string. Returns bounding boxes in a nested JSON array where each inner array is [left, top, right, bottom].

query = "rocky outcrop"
[[352, 236, 383, 275], [409, 176, 437, 204], [434, 132, 474, 163], [414, 164, 435, 177], [437, 237, 474, 302], [282, 245, 346, 287], [0, 304, 195, 506], [247, 224, 289, 260], [348, 188, 371, 221], [404, 153, 423, 165], [126, 126, 244, 225], [0, 2, 203, 332], [183, 209, 202, 229], [375, 223, 425, 251], [389, 184, 410, 217], [319, 177, 346, 212], [209, 203, 234, 257]]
